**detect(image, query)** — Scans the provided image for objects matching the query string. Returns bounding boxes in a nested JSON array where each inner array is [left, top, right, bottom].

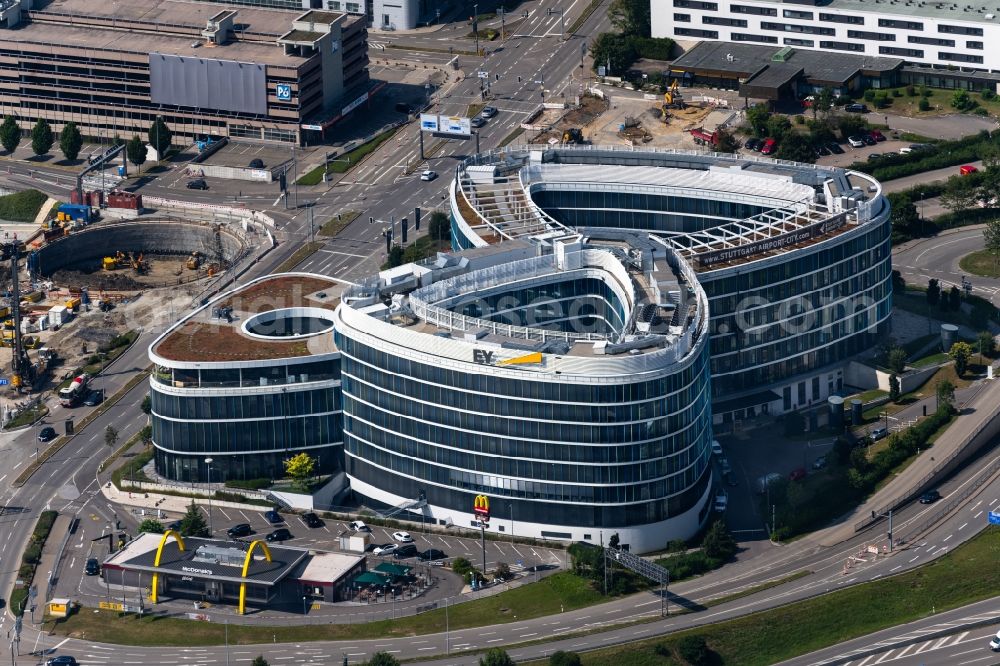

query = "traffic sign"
[[477, 71, 489, 78], [989, 511, 1000, 525], [0, 378, 9, 385], [275, 83, 292, 101]]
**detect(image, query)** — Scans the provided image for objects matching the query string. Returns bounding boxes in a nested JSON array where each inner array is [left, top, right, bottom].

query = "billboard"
[[420, 114, 439, 132], [149, 53, 267, 116], [697, 214, 847, 267], [441, 115, 471, 137]]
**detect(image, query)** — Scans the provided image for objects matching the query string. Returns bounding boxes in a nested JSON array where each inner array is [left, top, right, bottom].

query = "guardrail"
[[899, 453, 1000, 543]]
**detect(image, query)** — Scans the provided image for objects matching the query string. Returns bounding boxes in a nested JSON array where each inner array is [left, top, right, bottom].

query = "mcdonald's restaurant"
[[101, 532, 365, 613]]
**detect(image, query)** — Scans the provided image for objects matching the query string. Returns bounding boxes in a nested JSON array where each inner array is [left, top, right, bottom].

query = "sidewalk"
[[36, 513, 74, 622]]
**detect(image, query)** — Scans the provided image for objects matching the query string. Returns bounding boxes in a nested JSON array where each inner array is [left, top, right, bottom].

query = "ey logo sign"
[[275, 84, 292, 101], [473, 349, 495, 365]]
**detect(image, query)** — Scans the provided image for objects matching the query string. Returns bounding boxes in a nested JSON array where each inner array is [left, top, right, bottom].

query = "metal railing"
[[899, 453, 1000, 543]]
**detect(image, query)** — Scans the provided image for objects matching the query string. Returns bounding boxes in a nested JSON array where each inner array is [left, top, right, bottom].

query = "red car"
[[760, 138, 777, 155], [869, 130, 886, 142], [789, 467, 807, 482], [960, 164, 979, 175]]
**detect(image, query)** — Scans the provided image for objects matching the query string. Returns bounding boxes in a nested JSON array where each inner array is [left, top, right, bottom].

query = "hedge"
[[848, 129, 994, 181]]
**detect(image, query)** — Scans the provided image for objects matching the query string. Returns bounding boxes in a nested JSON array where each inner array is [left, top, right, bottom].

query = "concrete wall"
[[36, 220, 247, 276], [188, 164, 275, 182]]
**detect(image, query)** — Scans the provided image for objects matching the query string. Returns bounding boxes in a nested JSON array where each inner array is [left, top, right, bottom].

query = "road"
[[894, 227, 999, 304]]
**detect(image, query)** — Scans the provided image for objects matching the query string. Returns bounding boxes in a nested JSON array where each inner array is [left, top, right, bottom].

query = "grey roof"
[[671, 41, 903, 86], [749, 0, 1000, 25]]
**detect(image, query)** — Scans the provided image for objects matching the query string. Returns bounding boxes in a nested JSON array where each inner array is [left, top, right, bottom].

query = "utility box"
[[48, 305, 70, 327]]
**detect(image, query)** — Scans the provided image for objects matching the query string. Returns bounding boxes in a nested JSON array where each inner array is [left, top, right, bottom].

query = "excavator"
[[663, 79, 685, 110]]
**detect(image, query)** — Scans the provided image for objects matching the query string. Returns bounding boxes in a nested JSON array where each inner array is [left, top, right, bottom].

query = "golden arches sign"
[[149, 530, 186, 604], [238, 540, 272, 615]]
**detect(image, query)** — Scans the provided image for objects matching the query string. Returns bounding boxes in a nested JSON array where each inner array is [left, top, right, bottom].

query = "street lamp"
[[205, 457, 214, 535], [871, 508, 894, 551]]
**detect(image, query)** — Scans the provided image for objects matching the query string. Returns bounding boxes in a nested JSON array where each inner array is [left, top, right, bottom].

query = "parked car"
[[46, 657, 78, 666], [868, 153, 881, 160], [420, 170, 438, 181], [373, 543, 398, 556], [919, 489, 942, 504], [265, 528, 292, 542], [869, 129, 886, 142], [394, 544, 419, 559], [38, 426, 56, 442], [82, 390, 104, 407], [481, 106, 498, 118], [186, 178, 209, 190], [848, 136, 866, 148], [870, 427, 888, 442], [303, 512, 323, 528], [392, 531, 413, 543], [960, 164, 979, 175], [827, 142, 845, 154], [227, 523, 252, 538], [264, 510, 283, 524], [471, 116, 486, 128], [349, 520, 369, 532], [862, 134, 877, 146], [84, 558, 100, 576], [815, 143, 831, 156], [760, 137, 777, 155], [418, 548, 447, 561], [710, 440, 723, 456], [845, 103, 870, 113], [719, 457, 732, 474], [745, 137, 762, 151], [756, 472, 782, 494], [812, 455, 827, 470], [248, 158, 265, 169], [713, 492, 728, 513], [788, 467, 807, 482]]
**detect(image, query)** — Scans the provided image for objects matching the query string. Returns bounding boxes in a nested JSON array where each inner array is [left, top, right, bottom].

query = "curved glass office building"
[[148, 274, 346, 483], [451, 147, 892, 423], [333, 242, 714, 552]]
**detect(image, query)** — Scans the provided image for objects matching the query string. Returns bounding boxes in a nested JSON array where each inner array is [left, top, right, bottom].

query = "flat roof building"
[[0, 0, 370, 146]]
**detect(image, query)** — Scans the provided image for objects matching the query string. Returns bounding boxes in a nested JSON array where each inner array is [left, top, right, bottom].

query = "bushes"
[[21, 543, 41, 565], [677, 635, 711, 665], [855, 129, 994, 181], [0, 189, 47, 222], [12, 510, 59, 616], [225, 478, 272, 490], [590, 33, 673, 75]]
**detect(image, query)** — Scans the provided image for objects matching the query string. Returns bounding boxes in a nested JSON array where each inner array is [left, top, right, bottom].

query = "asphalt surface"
[[894, 227, 1000, 305]]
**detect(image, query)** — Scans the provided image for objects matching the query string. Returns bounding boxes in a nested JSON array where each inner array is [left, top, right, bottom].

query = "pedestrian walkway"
[[36, 513, 74, 623]]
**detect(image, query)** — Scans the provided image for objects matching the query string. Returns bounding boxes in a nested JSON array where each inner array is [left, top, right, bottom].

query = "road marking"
[[958, 522, 968, 530], [943, 534, 953, 541], [909, 556, 919, 563]]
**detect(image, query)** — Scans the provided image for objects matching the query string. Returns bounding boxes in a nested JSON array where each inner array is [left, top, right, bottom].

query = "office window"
[[819, 12, 864, 24], [797, 382, 806, 405], [878, 18, 923, 30], [674, 0, 718, 9], [783, 9, 814, 19], [732, 32, 778, 43], [820, 40, 865, 51], [847, 30, 894, 41], [908, 36, 955, 46], [704, 16, 747, 26], [939, 51, 984, 63], [938, 24, 983, 35], [967, 41, 984, 49], [761, 22, 834, 35], [783, 386, 791, 411], [784, 37, 814, 47], [731, 4, 776, 15], [811, 377, 820, 400], [879, 46, 924, 57], [674, 12, 691, 22], [674, 27, 719, 37]]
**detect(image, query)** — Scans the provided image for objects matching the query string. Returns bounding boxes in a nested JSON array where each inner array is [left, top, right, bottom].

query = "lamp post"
[[205, 457, 214, 535], [871, 509, 894, 551]]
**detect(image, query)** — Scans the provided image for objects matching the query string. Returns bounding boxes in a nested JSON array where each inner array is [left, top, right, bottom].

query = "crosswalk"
[[816, 616, 1000, 665]]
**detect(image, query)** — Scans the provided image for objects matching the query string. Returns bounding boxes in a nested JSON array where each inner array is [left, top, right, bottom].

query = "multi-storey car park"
[[652, 0, 1000, 72], [0, 0, 369, 146], [148, 147, 890, 551]]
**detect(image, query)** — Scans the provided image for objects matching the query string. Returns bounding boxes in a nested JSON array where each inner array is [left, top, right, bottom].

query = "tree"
[[949, 341, 973, 377], [835, 114, 867, 142], [887, 347, 908, 374], [138, 519, 165, 534], [104, 424, 119, 450], [608, 532, 621, 549], [479, 648, 516, 666], [30, 118, 53, 156], [59, 121, 83, 161], [428, 210, 450, 241], [590, 32, 637, 76], [113, 133, 125, 147], [977, 330, 995, 359], [385, 244, 405, 268], [889, 373, 900, 402], [607, 0, 650, 36], [179, 500, 210, 537], [126, 134, 147, 173], [139, 424, 152, 445], [746, 104, 770, 137], [366, 653, 400, 666], [985, 218, 1000, 267], [940, 174, 980, 212], [147, 117, 172, 159], [775, 132, 816, 163], [918, 97, 931, 112], [764, 114, 792, 141], [948, 285, 961, 311], [701, 520, 737, 560], [141, 393, 152, 415], [951, 89, 977, 111], [549, 652, 581, 666], [0, 115, 20, 154], [251, 657, 269, 666], [713, 127, 740, 154], [926, 278, 940, 306], [890, 200, 921, 238], [936, 378, 956, 408], [283, 451, 316, 491], [676, 635, 710, 666]]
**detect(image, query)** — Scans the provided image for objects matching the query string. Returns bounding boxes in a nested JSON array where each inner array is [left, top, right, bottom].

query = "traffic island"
[[7, 510, 58, 619]]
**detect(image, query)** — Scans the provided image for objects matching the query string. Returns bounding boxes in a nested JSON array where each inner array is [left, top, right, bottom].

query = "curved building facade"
[[451, 147, 892, 421], [333, 243, 714, 551], [148, 274, 345, 483]]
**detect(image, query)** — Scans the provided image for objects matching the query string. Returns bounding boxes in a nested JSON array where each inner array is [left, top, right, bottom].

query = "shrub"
[[22, 543, 41, 565], [451, 557, 473, 576], [794, 114, 805, 125], [974, 107, 989, 116], [918, 98, 931, 112], [863, 89, 876, 103], [677, 635, 710, 665], [893, 89, 903, 97], [549, 651, 582, 666], [225, 478, 272, 490], [983, 88, 996, 101]]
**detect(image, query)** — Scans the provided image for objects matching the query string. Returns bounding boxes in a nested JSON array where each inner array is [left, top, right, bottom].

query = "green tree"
[[701, 520, 736, 560], [590, 32, 637, 76], [479, 648, 516, 666], [104, 425, 119, 450], [30, 118, 53, 156], [918, 97, 931, 112], [774, 132, 816, 163], [940, 174, 980, 212], [713, 127, 740, 154], [59, 121, 83, 161], [887, 347, 908, 374], [889, 373, 901, 403], [764, 114, 792, 140], [951, 89, 977, 111], [984, 218, 1000, 268], [948, 285, 961, 311], [139, 424, 152, 445], [936, 378, 956, 408], [676, 635, 710, 666], [817, 87, 835, 116], [746, 104, 770, 137], [836, 114, 867, 142], [179, 500, 209, 537], [927, 278, 940, 306], [607, 0, 650, 36], [549, 652, 581, 666], [251, 657, 269, 666], [0, 115, 20, 154], [977, 331, 995, 359], [126, 134, 147, 173], [141, 393, 152, 415], [495, 562, 512, 580], [890, 200, 921, 238], [138, 519, 165, 534], [608, 532, 621, 549], [147, 117, 172, 159], [428, 210, 450, 241], [385, 244, 405, 268], [806, 118, 836, 145], [949, 341, 973, 376], [283, 451, 316, 491], [366, 653, 400, 666]]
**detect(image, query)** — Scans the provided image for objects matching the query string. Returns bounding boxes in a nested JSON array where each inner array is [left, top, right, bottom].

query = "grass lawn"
[[4, 403, 48, 429], [568, 0, 603, 33], [318, 210, 359, 237], [49, 572, 605, 646], [959, 249, 1000, 278], [852, 86, 1000, 119], [853, 388, 888, 403], [297, 128, 399, 185], [523, 527, 1000, 666], [0, 188, 48, 222], [499, 126, 526, 147], [274, 241, 324, 273], [901, 333, 939, 358], [467, 103, 485, 118], [911, 352, 949, 368]]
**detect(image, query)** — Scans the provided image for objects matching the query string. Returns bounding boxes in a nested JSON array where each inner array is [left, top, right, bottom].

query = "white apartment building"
[[652, 0, 1000, 71]]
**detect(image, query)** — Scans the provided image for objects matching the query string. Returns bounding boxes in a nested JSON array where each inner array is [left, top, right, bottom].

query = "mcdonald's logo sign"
[[473, 494, 490, 520]]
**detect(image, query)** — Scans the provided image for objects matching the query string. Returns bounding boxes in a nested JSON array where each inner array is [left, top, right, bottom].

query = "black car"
[[418, 548, 447, 561], [303, 512, 323, 528], [165, 520, 183, 532], [394, 544, 419, 559], [248, 158, 264, 169], [264, 510, 283, 524], [919, 490, 942, 504], [863, 135, 877, 146], [845, 103, 870, 113], [265, 528, 292, 542], [82, 390, 104, 407], [46, 657, 78, 666], [84, 558, 100, 576], [38, 426, 56, 442], [186, 178, 208, 190], [816, 144, 831, 156], [745, 137, 762, 151], [827, 142, 845, 154], [227, 523, 252, 538]]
